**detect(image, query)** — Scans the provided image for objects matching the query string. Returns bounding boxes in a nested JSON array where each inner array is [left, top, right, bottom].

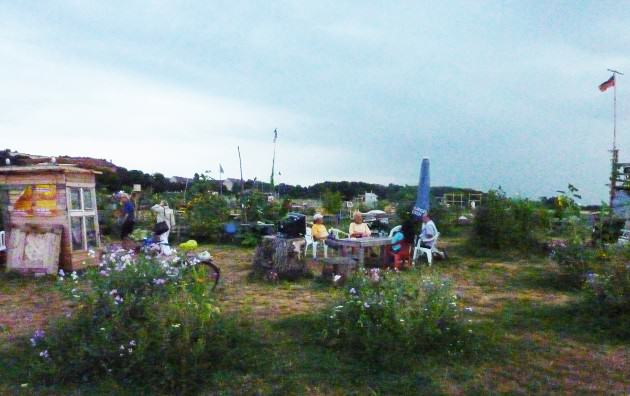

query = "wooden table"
[[325, 237, 393, 267]]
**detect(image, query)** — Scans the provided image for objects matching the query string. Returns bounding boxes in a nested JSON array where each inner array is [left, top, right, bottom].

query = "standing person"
[[349, 212, 371, 238], [118, 192, 135, 248], [151, 200, 176, 254], [419, 213, 438, 248]]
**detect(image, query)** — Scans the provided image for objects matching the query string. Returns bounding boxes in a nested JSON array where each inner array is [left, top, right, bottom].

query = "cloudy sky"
[[1, 1, 629, 203]]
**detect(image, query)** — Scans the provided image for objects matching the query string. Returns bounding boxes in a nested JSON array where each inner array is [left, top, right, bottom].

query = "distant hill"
[[1, 149, 484, 199]]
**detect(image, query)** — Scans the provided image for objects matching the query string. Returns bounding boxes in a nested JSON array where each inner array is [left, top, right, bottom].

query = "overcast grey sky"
[[1, 1, 629, 203]]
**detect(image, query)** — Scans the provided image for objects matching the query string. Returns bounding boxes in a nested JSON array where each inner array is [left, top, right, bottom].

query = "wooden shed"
[[0, 164, 102, 274]]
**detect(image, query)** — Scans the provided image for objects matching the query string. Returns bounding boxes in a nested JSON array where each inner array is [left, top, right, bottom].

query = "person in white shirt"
[[420, 213, 438, 248], [151, 200, 176, 254]]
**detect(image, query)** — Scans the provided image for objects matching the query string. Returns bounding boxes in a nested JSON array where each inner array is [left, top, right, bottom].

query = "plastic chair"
[[0, 230, 5, 252], [388, 225, 402, 238], [328, 228, 349, 239], [389, 240, 411, 269], [304, 227, 328, 258], [413, 232, 446, 266]]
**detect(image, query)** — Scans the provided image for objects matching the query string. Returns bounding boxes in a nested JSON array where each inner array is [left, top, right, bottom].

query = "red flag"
[[599, 75, 615, 92]]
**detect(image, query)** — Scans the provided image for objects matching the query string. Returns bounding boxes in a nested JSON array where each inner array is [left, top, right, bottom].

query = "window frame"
[[66, 185, 100, 252]]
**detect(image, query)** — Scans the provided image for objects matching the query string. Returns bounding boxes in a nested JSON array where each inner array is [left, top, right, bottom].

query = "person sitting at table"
[[349, 211, 371, 238], [419, 212, 438, 248], [311, 213, 328, 241], [391, 219, 416, 253]]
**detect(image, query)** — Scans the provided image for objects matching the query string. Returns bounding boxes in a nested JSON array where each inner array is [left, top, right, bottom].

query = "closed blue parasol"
[[412, 158, 430, 219]]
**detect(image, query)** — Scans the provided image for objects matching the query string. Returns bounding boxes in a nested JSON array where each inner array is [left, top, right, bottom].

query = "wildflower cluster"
[[21, 248, 246, 394], [322, 270, 475, 365]]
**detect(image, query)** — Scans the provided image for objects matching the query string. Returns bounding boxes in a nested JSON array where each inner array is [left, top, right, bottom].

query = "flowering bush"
[[321, 270, 474, 365], [549, 240, 598, 286], [22, 248, 256, 393]]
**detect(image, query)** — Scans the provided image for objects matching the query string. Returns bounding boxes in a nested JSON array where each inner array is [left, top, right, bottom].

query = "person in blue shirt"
[[391, 219, 416, 252], [118, 192, 135, 245]]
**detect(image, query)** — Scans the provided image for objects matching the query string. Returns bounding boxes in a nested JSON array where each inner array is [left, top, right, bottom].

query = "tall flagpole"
[[607, 69, 623, 207], [238, 146, 247, 223], [270, 129, 277, 190]]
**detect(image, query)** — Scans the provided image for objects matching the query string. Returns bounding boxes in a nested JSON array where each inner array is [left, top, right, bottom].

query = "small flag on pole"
[[273, 129, 278, 142], [599, 75, 615, 92], [219, 164, 224, 174]]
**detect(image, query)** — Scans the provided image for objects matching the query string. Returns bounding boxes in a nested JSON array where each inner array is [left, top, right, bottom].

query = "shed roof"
[[0, 164, 102, 175]]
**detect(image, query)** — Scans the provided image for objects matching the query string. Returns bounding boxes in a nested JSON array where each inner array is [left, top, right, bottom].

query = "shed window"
[[67, 187, 99, 251]]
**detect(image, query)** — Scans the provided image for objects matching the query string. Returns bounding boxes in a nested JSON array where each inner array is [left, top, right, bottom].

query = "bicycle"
[[139, 238, 221, 291], [186, 251, 221, 291]]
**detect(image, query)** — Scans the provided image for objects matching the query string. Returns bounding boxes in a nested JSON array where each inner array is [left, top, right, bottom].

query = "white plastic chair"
[[0, 230, 5, 252], [388, 225, 402, 238], [413, 232, 446, 266], [304, 227, 328, 258], [328, 228, 349, 239]]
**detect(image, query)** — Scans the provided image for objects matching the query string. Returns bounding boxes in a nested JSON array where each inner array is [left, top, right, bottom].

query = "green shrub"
[[186, 193, 230, 242], [470, 189, 549, 253], [321, 270, 474, 366], [583, 251, 630, 313], [549, 240, 598, 287], [18, 250, 257, 394]]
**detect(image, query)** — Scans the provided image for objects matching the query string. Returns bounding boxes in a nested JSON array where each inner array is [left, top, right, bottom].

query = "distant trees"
[[322, 191, 343, 214]]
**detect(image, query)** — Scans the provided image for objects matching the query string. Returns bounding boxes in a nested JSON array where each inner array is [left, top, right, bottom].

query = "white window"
[[67, 187, 99, 251]]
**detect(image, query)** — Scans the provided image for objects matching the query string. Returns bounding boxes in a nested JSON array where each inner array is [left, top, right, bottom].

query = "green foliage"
[[240, 232, 259, 247], [583, 248, 630, 314], [321, 270, 474, 366], [549, 240, 598, 287], [322, 190, 343, 214], [186, 194, 230, 242], [553, 184, 582, 219], [470, 189, 550, 253], [591, 206, 624, 244], [243, 191, 266, 222], [16, 251, 257, 394]]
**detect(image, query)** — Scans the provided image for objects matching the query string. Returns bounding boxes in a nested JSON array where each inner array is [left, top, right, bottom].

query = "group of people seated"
[[310, 210, 439, 263]]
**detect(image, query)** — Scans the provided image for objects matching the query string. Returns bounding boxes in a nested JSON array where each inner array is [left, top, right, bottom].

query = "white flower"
[[349, 288, 357, 295], [129, 340, 136, 346], [333, 275, 342, 283], [58, 269, 65, 277], [464, 307, 473, 313], [39, 350, 49, 359], [363, 302, 370, 309], [119, 345, 125, 350], [70, 271, 78, 281], [109, 289, 118, 296], [171, 323, 181, 328]]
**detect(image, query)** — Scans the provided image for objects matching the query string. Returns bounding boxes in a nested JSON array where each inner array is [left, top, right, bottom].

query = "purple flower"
[[153, 278, 166, 285], [30, 329, 45, 347]]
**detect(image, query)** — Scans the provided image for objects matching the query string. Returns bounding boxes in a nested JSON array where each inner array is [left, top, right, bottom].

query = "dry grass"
[[1, 239, 629, 394]]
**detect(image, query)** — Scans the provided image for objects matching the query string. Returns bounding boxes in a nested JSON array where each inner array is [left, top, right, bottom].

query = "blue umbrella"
[[412, 157, 430, 219]]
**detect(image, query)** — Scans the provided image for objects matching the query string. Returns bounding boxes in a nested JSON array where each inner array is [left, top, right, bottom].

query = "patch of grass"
[[1, 237, 629, 394]]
